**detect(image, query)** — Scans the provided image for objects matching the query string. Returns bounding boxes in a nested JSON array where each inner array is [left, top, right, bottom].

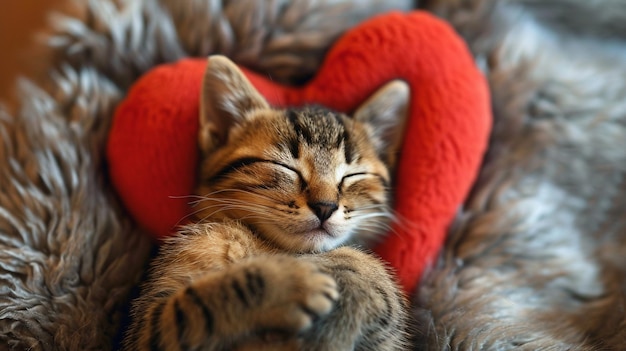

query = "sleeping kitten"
[[123, 55, 410, 351]]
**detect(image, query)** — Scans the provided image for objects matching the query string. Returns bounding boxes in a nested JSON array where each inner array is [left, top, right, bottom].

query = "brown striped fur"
[[123, 56, 410, 350]]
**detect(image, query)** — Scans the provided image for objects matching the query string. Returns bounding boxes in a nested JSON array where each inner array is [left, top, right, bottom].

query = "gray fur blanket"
[[1, 0, 625, 350]]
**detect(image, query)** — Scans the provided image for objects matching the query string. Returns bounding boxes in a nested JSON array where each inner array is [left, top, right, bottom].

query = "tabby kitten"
[[123, 55, 410, 351]]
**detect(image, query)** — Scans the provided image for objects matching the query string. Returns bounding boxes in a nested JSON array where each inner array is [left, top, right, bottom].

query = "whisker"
[[210, 188, 279, 202], [169, 194, 208, 201], [191, 205, 270, 223], [357, 218, 394, 229], [175, 206, 213, 226], [180, 201, 271, 223], [354, 204, 394, 214], [358, 223, 394, 234], [191, 198, 276, 210], [389, 212, 422, 232], [351, 212, 394, 222]]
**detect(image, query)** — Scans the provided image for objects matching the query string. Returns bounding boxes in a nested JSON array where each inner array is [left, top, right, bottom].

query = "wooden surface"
[[0, 1, 60, 100]]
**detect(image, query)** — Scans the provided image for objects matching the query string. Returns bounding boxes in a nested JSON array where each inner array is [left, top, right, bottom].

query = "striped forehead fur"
[[283, 106, 357, 163]]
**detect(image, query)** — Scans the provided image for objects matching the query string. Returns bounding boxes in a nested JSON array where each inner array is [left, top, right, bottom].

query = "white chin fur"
[[256, 221, 353, 253]]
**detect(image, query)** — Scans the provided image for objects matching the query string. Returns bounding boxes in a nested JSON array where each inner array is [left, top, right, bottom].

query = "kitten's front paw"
[[260, 258, 338, 335]]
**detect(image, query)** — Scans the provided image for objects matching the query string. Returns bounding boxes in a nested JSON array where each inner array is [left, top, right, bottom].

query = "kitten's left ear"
[[199, 55, 270, 154], [353, 80, 410, 169]]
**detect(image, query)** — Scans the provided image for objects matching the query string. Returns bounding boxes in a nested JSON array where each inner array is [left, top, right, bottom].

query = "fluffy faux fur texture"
[[3, 0, 626, 350], [416, 0, 626, 349], [0, 1, 412, 350]]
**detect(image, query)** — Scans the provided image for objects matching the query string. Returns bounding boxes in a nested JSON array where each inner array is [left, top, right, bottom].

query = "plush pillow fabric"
[[107, 11, 491, 293]]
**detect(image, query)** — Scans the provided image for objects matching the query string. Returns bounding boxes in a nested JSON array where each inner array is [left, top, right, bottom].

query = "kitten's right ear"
[[199, 55, 269, 154]]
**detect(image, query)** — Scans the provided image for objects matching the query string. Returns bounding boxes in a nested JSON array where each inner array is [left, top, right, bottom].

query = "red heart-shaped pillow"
[[107, 11, 491, 294]]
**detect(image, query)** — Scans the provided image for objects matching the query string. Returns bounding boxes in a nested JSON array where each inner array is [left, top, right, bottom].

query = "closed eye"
[[342, 172, 369, 180], [263, 161, 308, 191], [267, 161, 300, 178], [208, 157, 307, 189], [339, 172, 388, 190]]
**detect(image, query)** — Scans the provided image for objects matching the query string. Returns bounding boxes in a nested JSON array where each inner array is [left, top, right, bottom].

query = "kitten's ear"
[[199, 55, 269, 154], [353, 80, 410, 169]]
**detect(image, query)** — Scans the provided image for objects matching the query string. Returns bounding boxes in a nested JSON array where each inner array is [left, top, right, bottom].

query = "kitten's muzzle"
[[308, 201, 338, 222]]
